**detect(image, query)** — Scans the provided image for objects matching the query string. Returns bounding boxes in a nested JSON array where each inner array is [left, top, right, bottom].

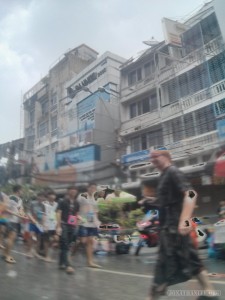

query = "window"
[[130, 103, 137, 118], [147, 129, 163, 149], [201, 13, 221, 45], [214, 98, 225, 117], [41, 101, 49, 115], [137, 102, 142, 115], [194, 105, 216, 135], [150, 94, 158, 111], [182, 13, 221, 56], [128, 70, 136, 86], [129, 93, 158, 119], [189, 63, 208, 94], [51, 115, 57, 131], [162, 78, 178, 105], [51, 93, 57, 108], [182, 23, 202, 55], [169, 117, 183, 142], [39, 121, 48, 138], [142, 98, 150, 113], [141, 134, 147, 150], [178, 73, 189, 98], [29, 110, 35, 124], [161, 61, 210, 107], [144, 61, 155, 77], [130, 136, 140, 152], [137, 68, 142, 81], [208, 51, 225, 84], [128, 68, 142, 86], [184, 112, 195, 138]]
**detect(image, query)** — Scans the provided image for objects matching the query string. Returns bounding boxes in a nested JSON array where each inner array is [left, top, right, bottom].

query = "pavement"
[[1, 244, 225, 300]]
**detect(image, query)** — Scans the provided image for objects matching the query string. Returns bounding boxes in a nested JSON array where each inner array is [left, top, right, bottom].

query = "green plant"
[[117, 208, 144, 229], [98, 203, 144, 229]]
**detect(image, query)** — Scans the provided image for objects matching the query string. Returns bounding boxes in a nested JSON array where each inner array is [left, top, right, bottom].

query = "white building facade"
[[56, 51, 125, 185], [23, 44, 126, 188], [119, 1, 225, 197]]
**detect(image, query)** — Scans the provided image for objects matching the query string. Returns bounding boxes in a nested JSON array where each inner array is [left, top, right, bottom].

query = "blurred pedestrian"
[[1, 190, 27, 263], [147, 150, 219, 300], [26, 192, 46, 259], [78, 183, 101, 268], [9, 185, 24, 237], [42, 190, 57, 262], [56, 186, 80, 274]]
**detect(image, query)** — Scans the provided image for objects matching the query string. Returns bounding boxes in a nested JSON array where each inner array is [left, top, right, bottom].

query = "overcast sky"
[[0, 0, 206, 144]]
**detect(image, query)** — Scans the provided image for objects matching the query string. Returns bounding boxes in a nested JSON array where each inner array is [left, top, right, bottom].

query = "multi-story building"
[[23, 44, 125, 189], [23, 44, 98, 186], [56, 51, 125, 185], [119, 1, 225, 214]]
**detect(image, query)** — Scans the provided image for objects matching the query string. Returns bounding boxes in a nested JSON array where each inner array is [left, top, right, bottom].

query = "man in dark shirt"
[[147, 150, 219, 300], [56, 186, 80, 274]]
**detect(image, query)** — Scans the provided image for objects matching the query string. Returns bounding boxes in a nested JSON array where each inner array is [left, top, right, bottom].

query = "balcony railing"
[[169, 131, 219, 156], [161, 78, 225, 120], [159, 35, 224, 83], [120, 74, 157, 102], [51, 129, 58, 137], [37, 86, 48, 100], [24, 77, 48, 102], [120, 110, 161, 136]]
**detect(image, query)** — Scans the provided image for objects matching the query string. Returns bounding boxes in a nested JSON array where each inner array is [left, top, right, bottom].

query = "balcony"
[[120, 110, 161, 136], [159, 35, 224, 83], [161, 79, 225, 120], [37, 86, 48, 101], [51, 129, 58, 137], [169, 131, 219, 157], [24, 77, 48, 102], [120, 73, 157, 103]]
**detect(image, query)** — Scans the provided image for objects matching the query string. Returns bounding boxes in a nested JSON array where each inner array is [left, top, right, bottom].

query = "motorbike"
[[134, 210, 159, 256]]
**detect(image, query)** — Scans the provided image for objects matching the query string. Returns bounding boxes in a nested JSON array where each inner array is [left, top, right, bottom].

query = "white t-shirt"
[[78, 195, 100, 228], [8, 195, 23, 224], [43, 201, 57, 231]]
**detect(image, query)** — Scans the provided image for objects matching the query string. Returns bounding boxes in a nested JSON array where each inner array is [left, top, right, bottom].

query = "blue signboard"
[[121, 146, 167, 165], [121, 149, 150, 164], [77, 84, 110, 131], [217, 119, 225, 140], [55, 144, 100, 168]]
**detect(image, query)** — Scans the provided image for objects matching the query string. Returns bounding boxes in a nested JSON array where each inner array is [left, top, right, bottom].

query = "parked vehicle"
[[134, 210, 159, 256], [191, 217, 208, 249]]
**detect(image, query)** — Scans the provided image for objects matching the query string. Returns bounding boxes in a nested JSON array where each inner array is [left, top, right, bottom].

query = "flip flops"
[[88, 263, 102, 268], [5, 256, 16, 264]]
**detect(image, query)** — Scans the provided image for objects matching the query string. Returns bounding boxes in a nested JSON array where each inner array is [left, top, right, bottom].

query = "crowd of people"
[[0, 149, 221, 299], [0, 182, 102, 274]]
